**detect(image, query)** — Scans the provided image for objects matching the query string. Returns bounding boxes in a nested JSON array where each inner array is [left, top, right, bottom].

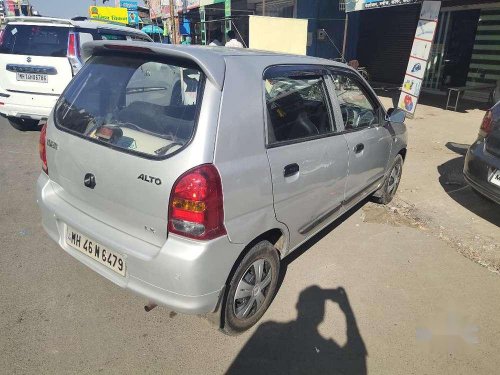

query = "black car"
[[464, 101, 500, 204]]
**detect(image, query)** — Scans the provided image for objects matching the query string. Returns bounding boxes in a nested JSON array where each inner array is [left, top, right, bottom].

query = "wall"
[[466, 8, 500, 88], [249, 15, 308, 55], [296, 0, 347, 60]]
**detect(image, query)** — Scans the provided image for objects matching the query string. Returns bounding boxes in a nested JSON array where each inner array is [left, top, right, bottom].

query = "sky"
[[29, 0, 145, 19]]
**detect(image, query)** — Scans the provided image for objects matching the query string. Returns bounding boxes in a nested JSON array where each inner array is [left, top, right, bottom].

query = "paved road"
[[1, 117, 499, 374]]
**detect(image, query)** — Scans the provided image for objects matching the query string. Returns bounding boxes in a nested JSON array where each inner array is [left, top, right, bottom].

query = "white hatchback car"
[[0, 17, 151, 130]]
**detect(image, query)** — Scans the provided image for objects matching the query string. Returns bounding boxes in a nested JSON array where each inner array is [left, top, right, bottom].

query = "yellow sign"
[[89, 6, 128, 25]]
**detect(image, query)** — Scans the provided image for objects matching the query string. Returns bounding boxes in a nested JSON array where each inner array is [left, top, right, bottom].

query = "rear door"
[[0, 23, 73, 95], [46, 53, 206, 247], [264, 66, 349, 248], [330, 70, 392, 201]]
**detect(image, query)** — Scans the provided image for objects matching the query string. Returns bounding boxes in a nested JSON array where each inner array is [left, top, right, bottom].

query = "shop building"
[[347, 0, 500, 101], [163, 0, 347, 58]]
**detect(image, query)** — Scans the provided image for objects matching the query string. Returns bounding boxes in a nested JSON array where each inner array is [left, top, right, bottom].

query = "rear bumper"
[[36, 173, 244, 314], [463, 141, 500, 205], [0, 90, 59, 120]]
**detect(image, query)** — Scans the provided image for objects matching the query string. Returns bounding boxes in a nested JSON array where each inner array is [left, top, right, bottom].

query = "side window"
[[78, 32, 94, 47], [99, 32, 127, 41], [129, 34, 151, 42], [331, 73, 379, 130], [265, 74, 335, 145]]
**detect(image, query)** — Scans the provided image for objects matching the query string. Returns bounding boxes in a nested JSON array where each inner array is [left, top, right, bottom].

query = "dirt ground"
[[376, 91, 499, 272]]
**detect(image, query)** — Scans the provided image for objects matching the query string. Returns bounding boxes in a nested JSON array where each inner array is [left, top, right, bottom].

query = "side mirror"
[[386, 108, 406, 123]]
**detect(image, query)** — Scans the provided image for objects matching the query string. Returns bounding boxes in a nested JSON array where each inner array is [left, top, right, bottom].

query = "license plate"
[[490, 170, 500, 187], [16, 72, 48, 83], [66, 227, 126, 276]]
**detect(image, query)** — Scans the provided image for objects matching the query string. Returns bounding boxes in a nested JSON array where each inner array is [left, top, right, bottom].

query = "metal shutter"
[[356, 4, 421, 84]]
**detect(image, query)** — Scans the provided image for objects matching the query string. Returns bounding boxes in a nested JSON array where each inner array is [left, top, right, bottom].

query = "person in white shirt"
[[225, 30, 243, 48], [209, 30, 223, 46]]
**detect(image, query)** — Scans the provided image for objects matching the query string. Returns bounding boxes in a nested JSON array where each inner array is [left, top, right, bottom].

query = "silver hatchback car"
[[37, 41, 407, 334]]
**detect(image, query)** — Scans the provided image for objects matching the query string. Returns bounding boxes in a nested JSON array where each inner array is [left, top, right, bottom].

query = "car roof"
[[82, 41, 349, 91], [3, 16, 148, 37]]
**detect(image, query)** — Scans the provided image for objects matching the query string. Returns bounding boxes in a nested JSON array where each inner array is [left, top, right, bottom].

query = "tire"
[[8, 117, 40, 131], [222, 241, 280, 335], [372, 154, 404, 205]]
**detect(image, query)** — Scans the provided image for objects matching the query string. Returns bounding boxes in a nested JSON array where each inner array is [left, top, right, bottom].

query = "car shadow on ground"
[[6, 117, 41, 132], [226, 202, 369, 375], [438, 142, 500, 226]]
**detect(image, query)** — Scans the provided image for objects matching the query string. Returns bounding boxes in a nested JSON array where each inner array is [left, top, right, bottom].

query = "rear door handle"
[[354, 143, 365, 154], [284, 163, 300, 177]]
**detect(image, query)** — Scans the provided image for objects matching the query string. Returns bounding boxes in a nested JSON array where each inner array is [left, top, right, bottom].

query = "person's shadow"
[[226, 286, 367, 375]]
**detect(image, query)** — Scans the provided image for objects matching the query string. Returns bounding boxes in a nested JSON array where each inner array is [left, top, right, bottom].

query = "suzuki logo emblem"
[[26, 57, 32, 63]]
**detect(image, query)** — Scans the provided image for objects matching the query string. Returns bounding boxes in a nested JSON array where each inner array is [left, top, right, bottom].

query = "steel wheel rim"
[[387, 163, 402, 196], [233, 259, 272, 320]]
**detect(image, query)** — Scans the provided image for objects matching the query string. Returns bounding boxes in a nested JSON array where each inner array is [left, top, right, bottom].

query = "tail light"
[[479, 110, 493, 138], [39, 123, 48, 174], [67, 32, 82, 76], [168, 164, 226, 240]]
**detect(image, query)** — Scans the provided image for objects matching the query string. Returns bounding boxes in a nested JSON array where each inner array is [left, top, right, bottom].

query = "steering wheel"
[[355, 108, 376, 128], [341, 105, 358, 129]]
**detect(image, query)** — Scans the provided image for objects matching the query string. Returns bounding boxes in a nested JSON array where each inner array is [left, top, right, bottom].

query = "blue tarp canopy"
[[141, 25, 163, 34]]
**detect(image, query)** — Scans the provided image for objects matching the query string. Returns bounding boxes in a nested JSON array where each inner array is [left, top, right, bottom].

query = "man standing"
[[225, 30, 243, 48], [209, 30, 223, 46]]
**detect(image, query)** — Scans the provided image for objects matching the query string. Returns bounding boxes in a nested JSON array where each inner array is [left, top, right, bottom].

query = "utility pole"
[[262, 0, 265, 16], [169, 0, 177, 44], [342, 13, 349, 61]]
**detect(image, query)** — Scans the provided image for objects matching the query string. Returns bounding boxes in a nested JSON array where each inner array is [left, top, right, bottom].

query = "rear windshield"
[[54, 55, 203, 158], [0, 25, 69, 57]]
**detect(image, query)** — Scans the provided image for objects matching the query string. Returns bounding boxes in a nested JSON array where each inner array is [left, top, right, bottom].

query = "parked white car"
[[0, 17, 152, 130]]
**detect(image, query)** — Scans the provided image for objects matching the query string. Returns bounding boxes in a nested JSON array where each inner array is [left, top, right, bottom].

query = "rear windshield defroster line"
[[54, 54, 206, 160]]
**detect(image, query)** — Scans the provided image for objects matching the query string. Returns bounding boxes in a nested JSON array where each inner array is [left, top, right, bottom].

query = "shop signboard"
[[398, 1, 441, 116], [119, 1, 139, 25], [345, 0, 421, 12], [89, 6, 128, 24], [120, 1, 138, 10]]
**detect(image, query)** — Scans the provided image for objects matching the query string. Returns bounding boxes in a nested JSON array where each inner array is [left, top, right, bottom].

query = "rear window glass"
[[54, 55, 203, 158], [0, 25, 69, 57]]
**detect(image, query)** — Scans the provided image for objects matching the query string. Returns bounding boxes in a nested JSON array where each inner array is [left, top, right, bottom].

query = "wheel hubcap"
[[234, 259, 272, 320], [387, 163, 402, 196]]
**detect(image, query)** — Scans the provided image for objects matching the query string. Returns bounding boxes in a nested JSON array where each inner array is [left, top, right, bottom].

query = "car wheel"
[[222, 241, 280, 335], [372, 154, 403, 205], [8, 117, 40, 131]]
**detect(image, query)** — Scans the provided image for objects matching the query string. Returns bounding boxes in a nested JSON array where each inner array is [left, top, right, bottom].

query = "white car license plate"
[[490, 170, 500, 187], [66, 227, 126, 276], [16, 72, 48, 83]]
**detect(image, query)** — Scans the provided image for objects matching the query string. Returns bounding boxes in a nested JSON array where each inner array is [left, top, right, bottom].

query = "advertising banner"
[[346, 0, 421, 13], [398, 1, 441, 116], [119, 1, 139, 25], [89, 6, 128, 24]]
